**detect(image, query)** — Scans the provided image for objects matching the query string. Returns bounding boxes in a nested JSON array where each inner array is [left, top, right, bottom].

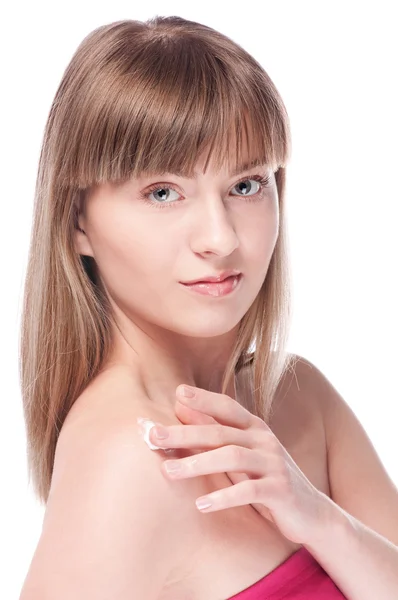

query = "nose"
[[189, 197, 239, 257]]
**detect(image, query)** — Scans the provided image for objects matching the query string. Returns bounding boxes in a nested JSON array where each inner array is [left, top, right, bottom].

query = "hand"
[[148, 385, 335, 546]]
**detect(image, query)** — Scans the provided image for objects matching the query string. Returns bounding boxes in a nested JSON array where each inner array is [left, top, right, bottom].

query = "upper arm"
[[19, 417, 177, 599], [302, 356, 398, 546]]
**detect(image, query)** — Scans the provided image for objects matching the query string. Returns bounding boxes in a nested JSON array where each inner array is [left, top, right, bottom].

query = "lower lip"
[[180, 274, 242, 297]]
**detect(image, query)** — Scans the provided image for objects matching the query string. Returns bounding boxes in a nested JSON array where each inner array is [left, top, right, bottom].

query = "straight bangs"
[[53, 20, 291, 191]]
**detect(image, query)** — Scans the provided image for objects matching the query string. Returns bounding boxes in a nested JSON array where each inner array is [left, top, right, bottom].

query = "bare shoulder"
[[60, 364, 179, 442], [270, 353, 325, 447], [283, 355, 398, 545], [62, 364, 160, 428], [274, 353, 327, 403], [19, 366, 188, 599]]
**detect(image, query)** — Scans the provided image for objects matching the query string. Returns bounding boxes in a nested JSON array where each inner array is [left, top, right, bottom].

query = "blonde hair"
[[19, 16, 297, 505]]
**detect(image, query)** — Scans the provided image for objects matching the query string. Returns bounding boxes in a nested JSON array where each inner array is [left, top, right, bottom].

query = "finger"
[[194, 477, 276, 512], [175, 399, 218, 426], [176, 385, 267, 431], [150, 422, 260, 450], [162, 445, 278, 479]]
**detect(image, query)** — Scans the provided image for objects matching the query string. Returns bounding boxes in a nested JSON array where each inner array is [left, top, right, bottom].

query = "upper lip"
[[181, 269, 242, 284]]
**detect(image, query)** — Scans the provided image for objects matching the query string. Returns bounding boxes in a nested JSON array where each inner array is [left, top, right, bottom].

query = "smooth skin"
[[21, 139, 282, 599], [21, 137, 397, 598], [75, 141, 279, 412], [19, 370, 196, 600], [19, 363, 398, 600], [150, 371, 398, 600], [149, 383, 337, 546], [146, 375, 398, 550]]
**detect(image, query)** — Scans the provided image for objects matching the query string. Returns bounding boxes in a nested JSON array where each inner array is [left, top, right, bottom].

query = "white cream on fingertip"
[[137, 417, 175, 454], [137, 417, 163, 449]]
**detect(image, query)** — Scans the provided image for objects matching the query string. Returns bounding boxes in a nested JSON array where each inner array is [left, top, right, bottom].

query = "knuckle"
[[265, 431, 280, 451], [250, 479, 263, 501], [272, 449, 286, 468], [229, 444, 243, 461], [253, 429, 267, 446], [253, 415, 267, 429], [268, 452, 287, 477], [214, 424, 225, 445], [186, 456, 199, 473]]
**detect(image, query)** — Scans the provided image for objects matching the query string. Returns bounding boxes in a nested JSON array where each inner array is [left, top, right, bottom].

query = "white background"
[[1, 1, 397, 597]]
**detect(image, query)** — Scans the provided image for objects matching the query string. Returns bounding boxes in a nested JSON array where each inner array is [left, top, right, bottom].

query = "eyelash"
[[138, 174, 272, 210]]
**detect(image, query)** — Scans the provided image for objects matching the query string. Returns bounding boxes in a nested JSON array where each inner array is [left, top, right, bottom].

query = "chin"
[[173, 317, 243, 338]]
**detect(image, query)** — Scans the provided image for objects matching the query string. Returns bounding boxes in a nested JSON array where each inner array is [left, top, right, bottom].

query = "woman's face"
[[74, 154, 279, 340]]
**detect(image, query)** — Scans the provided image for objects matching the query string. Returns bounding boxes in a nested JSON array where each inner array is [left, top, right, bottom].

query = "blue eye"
[[138, 174, 272, 210]]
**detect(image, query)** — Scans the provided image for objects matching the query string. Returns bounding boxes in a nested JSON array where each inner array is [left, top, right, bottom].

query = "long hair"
[[19, 16, 297, 505]]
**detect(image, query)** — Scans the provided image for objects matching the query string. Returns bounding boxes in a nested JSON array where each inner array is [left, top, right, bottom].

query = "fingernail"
[[196, 497, 212, 510], [178, 385, 196, 398], [154, 425, 169, 439]]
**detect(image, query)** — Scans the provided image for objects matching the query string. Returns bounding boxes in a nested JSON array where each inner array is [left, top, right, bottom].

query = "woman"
[[19, 16, 398, 600]]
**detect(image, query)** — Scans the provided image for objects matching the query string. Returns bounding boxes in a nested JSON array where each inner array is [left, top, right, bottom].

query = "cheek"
[[240, 202, 279, 263], [88, 212, 178, 295]]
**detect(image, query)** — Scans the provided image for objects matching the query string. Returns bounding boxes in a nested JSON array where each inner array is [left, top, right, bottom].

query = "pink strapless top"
[[228, 547, 347, 599]]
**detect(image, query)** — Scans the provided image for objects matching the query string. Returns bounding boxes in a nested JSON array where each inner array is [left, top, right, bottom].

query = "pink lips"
[[181, 269, 241, 285], [180, 274, 242, 297]]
